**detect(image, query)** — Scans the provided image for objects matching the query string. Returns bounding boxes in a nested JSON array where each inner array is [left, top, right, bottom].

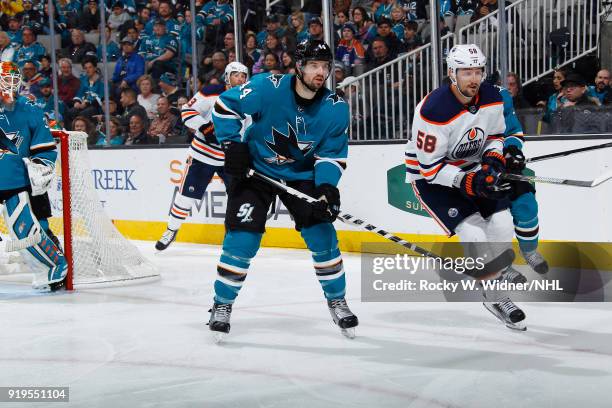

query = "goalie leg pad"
[[2, 191, 67, 288], [214, 230, 262, 304], [302, 223, 346, 300]]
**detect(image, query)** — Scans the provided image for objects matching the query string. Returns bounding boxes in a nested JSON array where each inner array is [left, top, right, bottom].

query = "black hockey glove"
[[481, 150, 506, 173], [312, 183, 341, 223], [223, 142, 250, 180], [503, 145, 526, 173], [199, 122, 218, 145], [460, 165, 511, 200]]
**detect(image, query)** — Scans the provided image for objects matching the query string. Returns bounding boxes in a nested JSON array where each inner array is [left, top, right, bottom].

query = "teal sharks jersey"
[[212, 73, 349, 186], [0, 96, 57, 191]]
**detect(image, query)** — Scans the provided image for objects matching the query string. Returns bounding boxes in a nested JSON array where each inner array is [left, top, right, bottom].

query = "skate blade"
[[211, 331, 227, 344], [482, 302, 527, 332], [341, 327, 355, 339]]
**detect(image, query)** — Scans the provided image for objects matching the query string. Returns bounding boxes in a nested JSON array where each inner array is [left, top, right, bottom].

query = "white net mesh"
[[49, 131, 158, 286]]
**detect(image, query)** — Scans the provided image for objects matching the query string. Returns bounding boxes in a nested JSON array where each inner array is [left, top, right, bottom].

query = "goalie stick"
[[502, 170, 612, 187], [247, 169, 514, 278], [526, 141, 612, 163]]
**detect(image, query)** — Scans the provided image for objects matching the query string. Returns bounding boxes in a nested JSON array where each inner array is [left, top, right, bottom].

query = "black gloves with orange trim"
[[459, 164, 511, 200]]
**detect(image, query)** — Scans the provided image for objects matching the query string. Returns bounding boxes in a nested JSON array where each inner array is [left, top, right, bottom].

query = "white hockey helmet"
[[446, 44, 487, 84], [224, 61, 249, 87]]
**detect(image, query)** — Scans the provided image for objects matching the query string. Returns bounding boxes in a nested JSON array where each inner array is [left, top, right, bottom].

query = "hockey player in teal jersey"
[[499, 87, 549, 274], [209, 40, 358, 341], [0, 62, 67, 291]]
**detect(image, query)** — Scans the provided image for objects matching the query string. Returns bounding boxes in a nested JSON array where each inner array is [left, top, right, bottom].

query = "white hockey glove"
[[23, 157, 56, 196]]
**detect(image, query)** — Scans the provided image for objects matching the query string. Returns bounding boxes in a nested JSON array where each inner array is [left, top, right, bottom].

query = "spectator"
[[136, 74, 161, 120], [227, 48, 237, 63], [335, 10, 349, 39], [107, 1, 132, 31], [144, 0, 180, 38], [98, 117, 125, 146], [336, 22, 366, 73], [125, 25, 142, 49], [139, 18, 178, 79], [79, 0, 101, 33], [113, 36, 145, 97], [352, 6, 375, 45], [252, 33, 283, 74], [401, 20, 422, 52], [6, 15, 22, 48], [158, 72, 185, 115], [57, 58, 81, 105], [587, 69, 610, 105], [281, 51, 296, 74], [35, 77, 65, 121], [256, 14, 284, 49], [13, 26, 46, 68], [398, 0, 428, 21], [374, 0, 395, 22], [243, 31, 261, 72], [66, 57, 106, 128], [374, 17, 402, 58], [147, 96, 180, 144], [62, 29, 97, 64], [20, 60, 44, 97], [366, 37, 394, 71], [222, 32, 235, 55], [198, 0, 234, 49], [18, 0, 44, 35], [307, 16, 324, 42], [390, 5, 407, 41], [118, 87, 148, 129], [124, 113, 151, 145], [334, 62, 346, 85], [55, 0, 81, 29], [39, 54, 52, 77], [285, 11, 308, 52], [0, 31, 15, 62], [202, 50, 227, 84], [97, 26, 121, 62], [72, 115, 103, 146], [451, 0, 479, 16], [178, 10, 204, 63], [540, 67, 569, 123], [506, 72, 531, 108], [559, 73, 600, 108], [260, 51, 281, 73]]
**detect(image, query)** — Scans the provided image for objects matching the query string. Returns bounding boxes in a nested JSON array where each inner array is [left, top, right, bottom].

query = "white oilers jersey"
[[181, 83, 226, 166], [405, 82, 506, 187]]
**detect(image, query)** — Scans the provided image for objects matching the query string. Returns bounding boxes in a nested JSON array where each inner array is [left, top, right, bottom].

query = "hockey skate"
[[328, 298, 359, 339], [501, 266, 527, 284], [155, 228, 177, 251], [521, 250, 549, 274], [483, 297, 526, 331], [208, 303, 232, 343]]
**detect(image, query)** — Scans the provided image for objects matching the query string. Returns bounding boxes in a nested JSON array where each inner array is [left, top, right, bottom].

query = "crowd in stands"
[[0, 0, 610, 144]]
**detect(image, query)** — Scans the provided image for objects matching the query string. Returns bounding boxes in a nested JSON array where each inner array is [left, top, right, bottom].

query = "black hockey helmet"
[[295, 40, 333, 66]]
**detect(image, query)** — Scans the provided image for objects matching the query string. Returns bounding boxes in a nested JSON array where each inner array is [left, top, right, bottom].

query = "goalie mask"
[[0, 61, 23, 107]]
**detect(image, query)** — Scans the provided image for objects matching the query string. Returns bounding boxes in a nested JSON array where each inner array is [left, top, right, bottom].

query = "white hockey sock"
[[167, 194, 197, 231]]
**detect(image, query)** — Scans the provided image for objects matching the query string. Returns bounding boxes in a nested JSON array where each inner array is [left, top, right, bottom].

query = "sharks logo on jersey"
[[264, 123, 313, 165], [326, 93, 345, 105], [267, 74, 285, 88], [0, 128, 21, 159]]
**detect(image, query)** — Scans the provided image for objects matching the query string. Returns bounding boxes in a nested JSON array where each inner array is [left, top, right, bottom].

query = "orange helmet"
[[0, 61, 22, 104]]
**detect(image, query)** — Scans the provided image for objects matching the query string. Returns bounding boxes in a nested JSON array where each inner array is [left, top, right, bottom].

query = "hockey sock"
[[302, 223, 346, 300], [39, 218, 50, 231], [509, 192, 539, 253], [167, 194, 197, 231], [214, 230, 262, 304]]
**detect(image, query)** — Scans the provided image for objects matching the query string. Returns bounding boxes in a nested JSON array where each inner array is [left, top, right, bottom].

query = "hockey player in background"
[[405, 45, 526, 330], [0, 62, 67, 291], [155, 62, 249, 251], [208, 40, 358, 341]]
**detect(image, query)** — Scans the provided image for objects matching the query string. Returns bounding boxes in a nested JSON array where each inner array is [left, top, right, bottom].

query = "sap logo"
[[92, 169, 137, 191]]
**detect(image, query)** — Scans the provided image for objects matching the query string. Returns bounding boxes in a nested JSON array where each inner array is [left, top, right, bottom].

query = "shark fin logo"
[[264, 123, 313, 165], [0, 128, 20, 159]]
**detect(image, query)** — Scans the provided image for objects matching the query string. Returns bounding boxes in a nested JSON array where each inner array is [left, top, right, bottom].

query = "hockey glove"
[[312, 183, 341, 223], [199, 122, 218, 145], [223, 142, 250, 180], [23, 158, 56, 196], [503, 145, 526, 173], [481, 150, 506, 173], [459, 165, 511, 200]]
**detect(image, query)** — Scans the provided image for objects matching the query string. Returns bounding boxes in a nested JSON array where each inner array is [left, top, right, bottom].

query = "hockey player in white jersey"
[[405, 45, 526, 330], [155, 62, 249, 250]]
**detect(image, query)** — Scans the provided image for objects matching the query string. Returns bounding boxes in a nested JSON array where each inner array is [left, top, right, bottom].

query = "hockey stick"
[[246, 169, 513, 277], [502, 170, 612, 187], [526, 142, 612, 163]]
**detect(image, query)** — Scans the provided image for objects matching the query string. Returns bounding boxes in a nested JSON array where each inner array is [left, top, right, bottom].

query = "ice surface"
[[1, 242, 612, 408]]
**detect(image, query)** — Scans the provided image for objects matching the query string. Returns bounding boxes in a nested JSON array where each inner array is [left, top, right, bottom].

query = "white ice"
[[1, 242, 612, 408]]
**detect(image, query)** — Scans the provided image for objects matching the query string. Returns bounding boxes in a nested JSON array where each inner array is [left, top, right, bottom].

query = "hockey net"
[[1, 130, 158, 288]]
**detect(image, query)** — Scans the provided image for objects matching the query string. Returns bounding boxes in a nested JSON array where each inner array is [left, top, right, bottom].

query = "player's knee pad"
[[301, 223, 341, 262], [219, 230, 263, 272], [2, 192, 66, 286], [510, 192, 538, 225]]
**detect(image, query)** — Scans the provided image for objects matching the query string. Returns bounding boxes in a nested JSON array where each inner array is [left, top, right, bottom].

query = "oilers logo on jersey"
[[452, 127, 485, 159], [264, 123, 313, 165]]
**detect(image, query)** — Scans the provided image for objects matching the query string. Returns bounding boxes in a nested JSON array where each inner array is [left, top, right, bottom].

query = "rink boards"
[[75, 138, 612, 260]]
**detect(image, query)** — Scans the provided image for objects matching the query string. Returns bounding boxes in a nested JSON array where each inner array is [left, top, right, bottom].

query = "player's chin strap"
[[246, 169, 512, 279]]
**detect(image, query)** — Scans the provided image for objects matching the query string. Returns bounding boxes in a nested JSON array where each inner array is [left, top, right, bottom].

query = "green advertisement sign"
[[386, 164, 535, 217]]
